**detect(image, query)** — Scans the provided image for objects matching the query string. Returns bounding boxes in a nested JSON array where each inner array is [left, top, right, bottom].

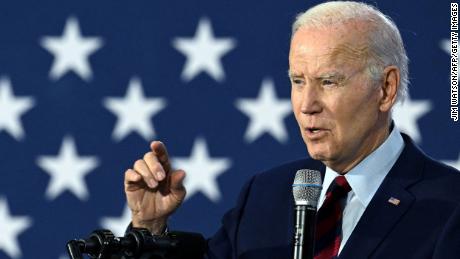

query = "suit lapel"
[[339, 134, 425, 259]]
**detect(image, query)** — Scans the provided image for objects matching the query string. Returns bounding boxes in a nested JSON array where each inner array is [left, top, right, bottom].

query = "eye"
[[321, 79, 337, 87], [290, 77, 305, 86], [293, 79, 304, 85]]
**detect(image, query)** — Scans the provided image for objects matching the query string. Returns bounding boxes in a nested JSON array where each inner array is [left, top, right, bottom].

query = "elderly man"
[[124, 1, 460, 258]]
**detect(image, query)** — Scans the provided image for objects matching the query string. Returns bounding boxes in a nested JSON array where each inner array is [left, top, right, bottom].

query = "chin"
[[306, 147, 328, 161], [308, 153, 328, 162], [306, 142, 333, 162]]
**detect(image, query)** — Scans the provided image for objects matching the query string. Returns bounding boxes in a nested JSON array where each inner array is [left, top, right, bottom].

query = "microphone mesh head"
[[292, 169, 322, 208]]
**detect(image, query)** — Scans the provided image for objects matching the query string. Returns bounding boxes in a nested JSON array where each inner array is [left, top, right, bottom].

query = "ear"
[[379, 65, 400, 112]]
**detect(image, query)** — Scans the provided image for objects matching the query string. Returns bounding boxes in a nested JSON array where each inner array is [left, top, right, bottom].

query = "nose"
[[299, 85, 322, 115]]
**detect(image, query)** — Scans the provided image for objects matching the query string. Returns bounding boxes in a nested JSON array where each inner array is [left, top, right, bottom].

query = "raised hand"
[[124, 141, 186, 234]]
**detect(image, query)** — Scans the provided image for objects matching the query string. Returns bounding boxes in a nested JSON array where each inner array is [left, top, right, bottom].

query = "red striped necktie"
[[314, 176, 351, 259]]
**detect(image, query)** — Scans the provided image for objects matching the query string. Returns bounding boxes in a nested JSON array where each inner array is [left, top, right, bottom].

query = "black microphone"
[[292, 169, 322, 259]]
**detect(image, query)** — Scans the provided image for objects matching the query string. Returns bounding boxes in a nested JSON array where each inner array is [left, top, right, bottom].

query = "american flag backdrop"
[[0, 0, 458, 258]]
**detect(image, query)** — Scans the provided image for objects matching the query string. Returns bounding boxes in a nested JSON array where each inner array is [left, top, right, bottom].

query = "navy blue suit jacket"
[[206, 134, 460, 259]]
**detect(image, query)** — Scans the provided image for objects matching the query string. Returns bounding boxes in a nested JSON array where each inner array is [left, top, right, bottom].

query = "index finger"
[[150, 141, 172, 172]]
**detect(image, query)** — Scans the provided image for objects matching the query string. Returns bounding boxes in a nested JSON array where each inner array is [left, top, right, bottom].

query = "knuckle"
[[143, 152, 155, 161], [133, 159, 144, 171], [124, 170, 138, 184], [134, 159, 143, 167]]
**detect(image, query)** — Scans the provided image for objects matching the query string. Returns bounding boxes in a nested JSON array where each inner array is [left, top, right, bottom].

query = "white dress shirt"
[[316, 127, 405, 254]]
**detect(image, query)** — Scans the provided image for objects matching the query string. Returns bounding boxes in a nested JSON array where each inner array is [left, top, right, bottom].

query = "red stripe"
[[314, 236, 341, 259], [332, 235, 341, 255], [315, 204, 342, 238]]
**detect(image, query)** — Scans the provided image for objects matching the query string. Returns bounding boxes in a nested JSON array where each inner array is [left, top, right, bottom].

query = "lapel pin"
[[388, 197, 401, 206]]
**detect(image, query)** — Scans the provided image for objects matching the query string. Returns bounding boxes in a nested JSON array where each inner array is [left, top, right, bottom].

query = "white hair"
[[292, 1, 409, 103]]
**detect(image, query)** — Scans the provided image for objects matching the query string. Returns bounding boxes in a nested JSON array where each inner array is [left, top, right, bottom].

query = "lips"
[[304, 126, 328, 139], [307, 127, 321, 133]]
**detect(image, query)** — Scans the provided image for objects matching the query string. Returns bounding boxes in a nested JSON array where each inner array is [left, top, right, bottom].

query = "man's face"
[[289, 25, 388, 173]]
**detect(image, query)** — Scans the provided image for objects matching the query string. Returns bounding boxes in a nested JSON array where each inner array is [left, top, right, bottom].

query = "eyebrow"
[[316, 72, 345, 80], [317, 72, 339, 78], [287, 70, 345, 80], [287, 70, 300, 78]]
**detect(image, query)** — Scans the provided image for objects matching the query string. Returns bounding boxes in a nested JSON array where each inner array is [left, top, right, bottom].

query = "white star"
[[36, 136, 99, 201], [103, 77, 167, 142], [100, 205, 131, 237], [173, 138, 231, 202], [440, 39, 450, 54], [0, 197, 32, 259], [172, 17, 236, 82], [442, 153, 460, 171], [0, 77, 34, 141], [235, 78, 292, 143], [393, 94, 432, 143], [40, 16, 103, 81]]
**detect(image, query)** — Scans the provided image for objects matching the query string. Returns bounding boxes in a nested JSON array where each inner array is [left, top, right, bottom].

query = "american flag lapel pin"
[[388, 197, 401, 206]]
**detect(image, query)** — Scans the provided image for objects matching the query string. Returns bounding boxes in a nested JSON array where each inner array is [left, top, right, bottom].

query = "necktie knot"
[[324, 176, 351, 203]]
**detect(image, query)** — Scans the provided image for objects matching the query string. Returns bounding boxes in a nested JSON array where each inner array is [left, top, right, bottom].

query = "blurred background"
[[0, 0, 458, 258]]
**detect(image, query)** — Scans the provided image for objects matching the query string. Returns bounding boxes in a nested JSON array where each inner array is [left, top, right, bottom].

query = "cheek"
[[290, 88, 299, 105], [330, 90, 380, 142], [291, 91, 302, 121], [325, 95, 364, 136]]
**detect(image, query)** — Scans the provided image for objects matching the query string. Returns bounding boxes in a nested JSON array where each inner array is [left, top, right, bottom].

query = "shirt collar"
[[321, 126, 405, 207]]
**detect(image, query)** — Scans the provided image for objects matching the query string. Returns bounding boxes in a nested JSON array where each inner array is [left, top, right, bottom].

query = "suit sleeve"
[[432, 203, 460, 259], [205, 175, 257, 259]]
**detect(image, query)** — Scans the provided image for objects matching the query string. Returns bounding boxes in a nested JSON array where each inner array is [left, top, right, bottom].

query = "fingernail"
[[157, 171, 165, 180]]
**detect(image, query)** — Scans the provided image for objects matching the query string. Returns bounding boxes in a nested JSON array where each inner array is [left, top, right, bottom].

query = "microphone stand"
[[66, 228, 206, 259]]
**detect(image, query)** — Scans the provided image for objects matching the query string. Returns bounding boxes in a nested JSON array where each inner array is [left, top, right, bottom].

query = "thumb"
[[169, 169, 186, 195]]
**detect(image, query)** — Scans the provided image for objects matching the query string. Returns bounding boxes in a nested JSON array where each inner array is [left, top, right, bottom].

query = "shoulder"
[[248, 158, 325, 191], [423, 152, 460, 177], [218, 158, 323, 227], [405, 132, 460, 179], [401, 133, 460, 202], [418, 153, 460, 200]]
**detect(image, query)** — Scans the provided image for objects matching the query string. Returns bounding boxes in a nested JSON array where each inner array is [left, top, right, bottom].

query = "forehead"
[[289, 24, 370, 74]]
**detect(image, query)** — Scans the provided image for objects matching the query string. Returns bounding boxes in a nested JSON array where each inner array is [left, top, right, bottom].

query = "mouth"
[[304, 127, 328, 139], [307, 127, 321, 133]]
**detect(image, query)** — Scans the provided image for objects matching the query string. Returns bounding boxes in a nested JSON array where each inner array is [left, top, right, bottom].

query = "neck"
[[329, 123, 391, 174]]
